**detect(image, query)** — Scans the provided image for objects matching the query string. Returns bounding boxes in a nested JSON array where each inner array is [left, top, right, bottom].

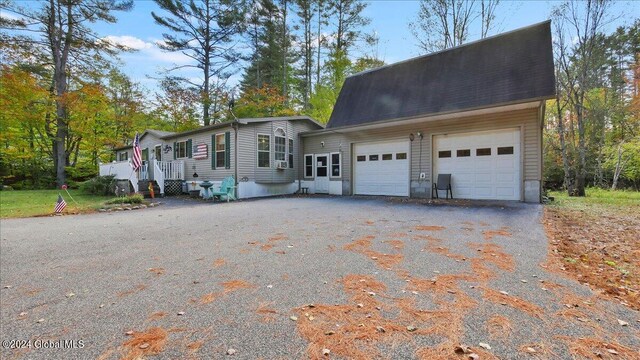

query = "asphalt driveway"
[[1, 197, 638, 359]]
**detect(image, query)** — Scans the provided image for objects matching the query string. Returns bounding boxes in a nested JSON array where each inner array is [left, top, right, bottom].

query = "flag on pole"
[[131, 133, 142, 171], [54, 194, 67, 213]]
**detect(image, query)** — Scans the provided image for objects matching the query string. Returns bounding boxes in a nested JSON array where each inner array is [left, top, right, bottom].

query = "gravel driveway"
[[1, 197, 638, 359]]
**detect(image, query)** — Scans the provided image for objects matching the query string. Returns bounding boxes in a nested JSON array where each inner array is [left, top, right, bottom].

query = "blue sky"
[[83, 1, 640, 93]]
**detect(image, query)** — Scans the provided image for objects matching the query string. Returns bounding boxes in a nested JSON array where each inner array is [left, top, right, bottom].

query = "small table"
[[300, 187, 309, 195]]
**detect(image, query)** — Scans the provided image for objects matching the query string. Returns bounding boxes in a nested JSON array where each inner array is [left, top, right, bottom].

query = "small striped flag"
[[54, 194, 67, 213], [193, 143, 208, 159], [131, 133, 142, 171]]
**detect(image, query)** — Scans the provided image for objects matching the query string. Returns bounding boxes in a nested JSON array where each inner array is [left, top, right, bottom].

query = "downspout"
[[233, 121, 239, 198]]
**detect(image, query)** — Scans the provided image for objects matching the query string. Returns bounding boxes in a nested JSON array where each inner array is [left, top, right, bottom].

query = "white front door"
[[433, 128, 521, 200], [354, 140, 410, 196], [315, 154, 329, 193]]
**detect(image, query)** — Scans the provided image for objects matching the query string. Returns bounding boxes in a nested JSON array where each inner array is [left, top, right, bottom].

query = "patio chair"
[[210, 176, 237, 202], [432, 174, 453, 200]]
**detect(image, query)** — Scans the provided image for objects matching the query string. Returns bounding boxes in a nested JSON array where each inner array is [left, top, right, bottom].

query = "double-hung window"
[[215, 134, 225, 168], [176, 141, 187, 158], [257, 134, 270, 168], [274, 128, 286, 162], [304, 154, 313, 177], [330, 152, 341, 177], [119, 152, 128, 161], [288, 138, 294, 168]]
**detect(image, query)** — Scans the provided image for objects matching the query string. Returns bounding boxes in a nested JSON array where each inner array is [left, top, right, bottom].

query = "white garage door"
[[354, 141, 410, 196], [433, 128, 521, 200]]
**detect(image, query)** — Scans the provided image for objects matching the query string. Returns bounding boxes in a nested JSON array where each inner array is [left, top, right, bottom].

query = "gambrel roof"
[[327, 21, 556, 129]]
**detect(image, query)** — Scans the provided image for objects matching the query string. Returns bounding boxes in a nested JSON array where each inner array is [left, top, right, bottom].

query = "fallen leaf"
[[617, 319, 628, 326], [227, 348, 236, 355], [290, 316, 298, 321], [322, 348, 330, 356], [479, 342, 491, 350]]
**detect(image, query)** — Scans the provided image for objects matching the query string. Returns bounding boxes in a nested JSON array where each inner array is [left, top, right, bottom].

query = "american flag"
[[193, 143, 208, 159], [131, 133, 142, 171], [54, 194, 67, 213]]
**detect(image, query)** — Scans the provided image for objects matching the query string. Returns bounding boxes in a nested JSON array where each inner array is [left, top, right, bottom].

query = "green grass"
[[0, 190, 112, 218], [548, 187, 640, 210]]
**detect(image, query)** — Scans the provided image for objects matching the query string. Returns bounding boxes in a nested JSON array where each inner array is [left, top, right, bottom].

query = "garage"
[[354, 140, 410, 196], [433, 128, 521, 200]]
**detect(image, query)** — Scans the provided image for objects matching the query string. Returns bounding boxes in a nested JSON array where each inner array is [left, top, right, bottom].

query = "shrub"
[[81, 175, 116, 195], [105, 193, 144, 205]]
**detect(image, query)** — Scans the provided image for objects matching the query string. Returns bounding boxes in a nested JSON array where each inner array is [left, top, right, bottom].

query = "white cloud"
[[102, 35, 192, 65], [103, 35, 153, 50]]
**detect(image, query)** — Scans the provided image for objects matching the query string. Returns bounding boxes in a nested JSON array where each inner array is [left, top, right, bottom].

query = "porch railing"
[[98, 160, 184, 194], [158, 160, 184, 180]]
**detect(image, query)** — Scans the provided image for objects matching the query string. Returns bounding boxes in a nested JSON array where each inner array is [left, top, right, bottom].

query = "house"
[[101, 116, 323, 198], [102, 21, 555, 203], [300, 21, 555, 202]]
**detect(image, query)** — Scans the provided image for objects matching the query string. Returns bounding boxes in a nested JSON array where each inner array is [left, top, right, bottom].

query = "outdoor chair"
[[432, 174, 453, 200], [210, 176, 237, 202]]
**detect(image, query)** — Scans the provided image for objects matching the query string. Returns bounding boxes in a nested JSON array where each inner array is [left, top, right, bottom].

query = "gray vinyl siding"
[[302, 134, 349, 180], [169, 125, 235, 181], [239, 121, 295, 183], [139, 134, 163, 160], [116, 149, 132, 161], [302, 107, 541, 194]]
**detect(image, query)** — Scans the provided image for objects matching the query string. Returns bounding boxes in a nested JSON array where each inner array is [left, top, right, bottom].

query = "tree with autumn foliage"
[[233, 84, 296, 118]]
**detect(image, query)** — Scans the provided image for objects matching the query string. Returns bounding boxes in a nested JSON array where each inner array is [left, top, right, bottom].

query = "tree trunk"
[[575, 100, 587, 196], [555, 96, 574, 195], [203, 0, 211, 126], [611, 143, 625, 190], [316, 3, 322, 88]]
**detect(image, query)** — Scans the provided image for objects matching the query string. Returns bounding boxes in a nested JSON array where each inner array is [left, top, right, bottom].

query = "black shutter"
[[224, 131, 231, 169], [187, 139, 192, 158], [211, 134, 216, 169], [173, 142, 177, 159]]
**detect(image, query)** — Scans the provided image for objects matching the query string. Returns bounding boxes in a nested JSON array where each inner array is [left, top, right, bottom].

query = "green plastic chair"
[[210, 176, 237, 202]]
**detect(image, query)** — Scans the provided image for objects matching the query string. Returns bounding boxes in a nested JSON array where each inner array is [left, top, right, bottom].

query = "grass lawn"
[[0, 189, 112, 218], [548, 187, 640, 209], [544, 188, 640, 310]]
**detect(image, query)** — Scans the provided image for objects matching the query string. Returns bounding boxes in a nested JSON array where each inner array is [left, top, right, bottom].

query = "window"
[[215, 134, 225, 168], [274, 128, 286, 162], [357, 155, 366, 162], [304, 154, 313, 177], [396, 152, 407, 160], [457, 149, 470, 157], [476, 148, 491, 156], [289, 139, 294, 168], [257, 134, 270, 168], [119, 152, 128, 161], [382, 153, 393, 160], [369, 154, 379, 161], [330, 152, 341, 177], [176, 141, 187, 158], [438, 150, 451, 158], [498, 146, 514, 155], [154, 145, 162, 161]]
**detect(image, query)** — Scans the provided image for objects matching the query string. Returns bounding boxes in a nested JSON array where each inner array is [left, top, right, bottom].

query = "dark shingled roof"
[[326, 21, 556, 129]]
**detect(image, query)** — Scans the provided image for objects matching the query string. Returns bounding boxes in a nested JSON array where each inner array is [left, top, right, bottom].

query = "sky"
[[9, 0, 640, 94]]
